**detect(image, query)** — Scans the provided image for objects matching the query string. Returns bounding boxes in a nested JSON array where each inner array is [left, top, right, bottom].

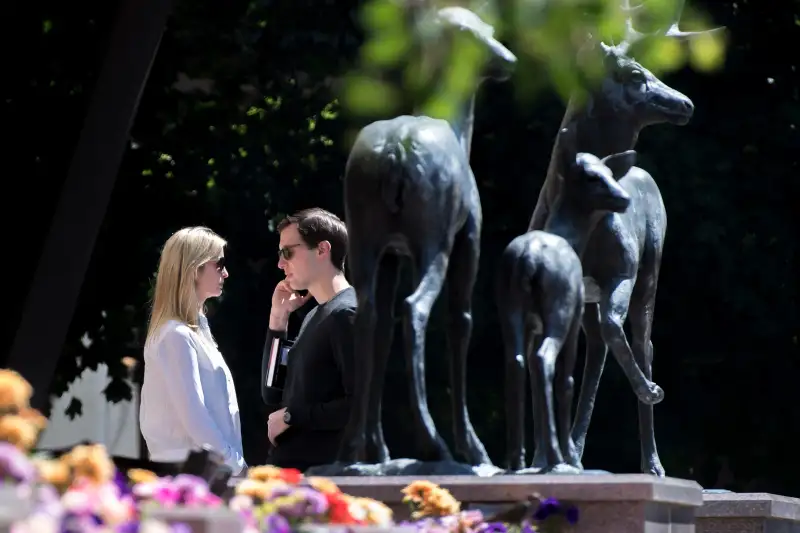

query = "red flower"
[[326, 492, 360, 525], [278, 468, 303, 484]]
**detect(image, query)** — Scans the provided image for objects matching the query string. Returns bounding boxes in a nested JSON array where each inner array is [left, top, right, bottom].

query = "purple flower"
[[31, 484, 63, 518], [481, 522, 509, 533], [533, 497, 561, 521], [59, 512, 103, 533], [521, 522, 536, 533], [0, 442, 36, 484], [116, 521, 140, 533], [565, 505, 579, 525], [264, 513, 291, 533], [113, 470, 132, 497], [266, 485, 295, 499], [169, 523, 191, 533]]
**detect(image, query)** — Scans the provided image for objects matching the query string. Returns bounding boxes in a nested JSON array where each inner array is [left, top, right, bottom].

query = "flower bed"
[[0, 369, 580, 532]]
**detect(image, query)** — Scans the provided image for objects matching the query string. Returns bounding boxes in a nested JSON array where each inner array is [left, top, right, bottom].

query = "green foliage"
[[345, 0, 727, 120]]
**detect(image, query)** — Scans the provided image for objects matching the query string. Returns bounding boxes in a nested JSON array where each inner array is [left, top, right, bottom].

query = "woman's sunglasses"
[[213, 256, 226, 272]]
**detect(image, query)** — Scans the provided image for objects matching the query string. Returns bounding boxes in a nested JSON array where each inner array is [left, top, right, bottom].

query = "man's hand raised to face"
[[269, 280, 311, 331]]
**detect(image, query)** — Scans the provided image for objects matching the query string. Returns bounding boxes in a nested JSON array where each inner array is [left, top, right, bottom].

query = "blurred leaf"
[[689, 30, 727, 72], [342, 75, 401, 116]]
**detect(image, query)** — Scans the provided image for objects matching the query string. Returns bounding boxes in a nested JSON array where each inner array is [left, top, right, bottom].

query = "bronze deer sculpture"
[[518, 0, 722, 475], [498, 125, 635, 474], [338, 5, 517, 466]]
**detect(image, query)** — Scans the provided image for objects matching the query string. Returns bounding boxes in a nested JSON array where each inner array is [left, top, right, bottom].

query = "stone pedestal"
[[332, 474, 702, 533], [147, 507, 244, 533], [697, 493, 800, 533]]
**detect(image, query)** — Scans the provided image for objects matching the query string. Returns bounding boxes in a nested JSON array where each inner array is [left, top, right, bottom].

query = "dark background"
[[2, 0, 797, 494]]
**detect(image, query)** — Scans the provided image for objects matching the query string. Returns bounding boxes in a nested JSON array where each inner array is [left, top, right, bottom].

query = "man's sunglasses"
[[278, 244, 304, 261]]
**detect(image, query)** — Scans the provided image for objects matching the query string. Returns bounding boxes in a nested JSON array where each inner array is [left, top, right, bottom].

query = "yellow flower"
[[128, 469, 158, 485], [347, 496, 394, 526], [34, 458, 72, 492], [307, 476, 341, 495], [246, 465, 286, 482], [62, 443, 114, 485], [401, 480, 460, 519], [0, 370, 33, 413], [0, 415, 40, 450], [235, 478, 290, 501]]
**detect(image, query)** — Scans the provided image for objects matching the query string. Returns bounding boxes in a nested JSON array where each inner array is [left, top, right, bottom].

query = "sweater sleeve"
[[287, 306, 356, 430], [155, 327, 246, 475], [260, 328, 288, 406]]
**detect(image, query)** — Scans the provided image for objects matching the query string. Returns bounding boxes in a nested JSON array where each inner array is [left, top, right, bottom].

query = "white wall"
[[37, 363, 140, 458]]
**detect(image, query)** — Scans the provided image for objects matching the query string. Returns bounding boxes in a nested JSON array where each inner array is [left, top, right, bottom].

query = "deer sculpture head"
[[408, 1, 517, 156], [553, 126, 635, 216], [565, 151, 634, 213], [573, 0, 723, 129], [430, 6, 518, 82]]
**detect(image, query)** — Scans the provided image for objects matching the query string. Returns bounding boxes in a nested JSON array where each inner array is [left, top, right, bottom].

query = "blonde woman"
[[139, 226, 246, 475]]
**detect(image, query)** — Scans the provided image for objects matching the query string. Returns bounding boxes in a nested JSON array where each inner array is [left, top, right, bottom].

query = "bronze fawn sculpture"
[[337, 6, 517, 466], [499, 132, 635, 473], [524, 0, 722, 476]]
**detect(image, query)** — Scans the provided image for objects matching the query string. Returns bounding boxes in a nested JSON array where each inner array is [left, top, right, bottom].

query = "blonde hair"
[[146, 226, 227, 346]]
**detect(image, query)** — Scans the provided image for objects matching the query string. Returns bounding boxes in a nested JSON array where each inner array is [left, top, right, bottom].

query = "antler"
[[614, 0, 724, 55]]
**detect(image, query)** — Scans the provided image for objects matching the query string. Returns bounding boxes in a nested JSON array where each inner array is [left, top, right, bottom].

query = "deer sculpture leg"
[[629, 257, 665, 476], [555, 305, 582, 469], [338, 245, 380, 463], [571, 304, 608, 460], [527, 325, 564, 470], [403, 248, 453, 461], [364, 254, 402, 464], [598, 277, 664, 405], [500, 299, 527, 471], [445, 214, 492, 466]]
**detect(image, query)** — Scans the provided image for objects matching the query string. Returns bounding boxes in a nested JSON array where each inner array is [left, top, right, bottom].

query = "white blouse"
[[139, 316, 245, 475]]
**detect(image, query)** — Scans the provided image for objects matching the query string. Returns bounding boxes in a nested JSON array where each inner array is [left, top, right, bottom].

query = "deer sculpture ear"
[[600, 150, 637, 180]]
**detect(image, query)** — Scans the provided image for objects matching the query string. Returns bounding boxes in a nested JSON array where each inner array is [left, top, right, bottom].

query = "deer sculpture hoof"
[[634, 381, 665, 405], [542, 463, 583, 475], [459, 429, 493, 466], [643, 457, 666, 477]]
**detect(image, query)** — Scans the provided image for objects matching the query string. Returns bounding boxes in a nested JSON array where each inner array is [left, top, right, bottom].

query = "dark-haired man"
[[261, 207, 356, 470]]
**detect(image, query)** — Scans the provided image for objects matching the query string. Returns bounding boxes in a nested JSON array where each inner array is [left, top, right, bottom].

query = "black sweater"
[[261, 287, 356, 470]]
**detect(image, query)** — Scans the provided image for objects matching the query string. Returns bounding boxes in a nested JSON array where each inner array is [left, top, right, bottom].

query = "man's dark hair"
[[278, 208, 348, 271]]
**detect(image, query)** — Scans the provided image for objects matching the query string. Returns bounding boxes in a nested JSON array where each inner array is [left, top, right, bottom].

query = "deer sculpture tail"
[[378, 140, 410, 215]]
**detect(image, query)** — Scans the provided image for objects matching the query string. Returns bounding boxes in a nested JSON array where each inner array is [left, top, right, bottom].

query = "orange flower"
[[401, 480, 460, 519], [307, 476, 341, 495], [34, 458, 72, 492], [0, 370, 33, 413], [127, 468, 158, 485], [235, 478, 289, 501], [62, 443, 114, 485], [346, 496, 394, 526], [0, 415, 39, 450], [19, 407, 47, 430], [246, 465, 303, 484]]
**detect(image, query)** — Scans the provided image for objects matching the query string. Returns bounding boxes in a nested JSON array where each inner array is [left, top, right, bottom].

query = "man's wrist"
[[269, 311, 289, 331]]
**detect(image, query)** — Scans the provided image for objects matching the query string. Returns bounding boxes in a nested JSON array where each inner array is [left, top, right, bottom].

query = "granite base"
[[697, 493, 800, 533], [331, 473, 703, 532]]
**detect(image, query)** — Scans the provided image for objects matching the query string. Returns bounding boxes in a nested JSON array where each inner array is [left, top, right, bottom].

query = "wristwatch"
[[283, 410, 292, 425]]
